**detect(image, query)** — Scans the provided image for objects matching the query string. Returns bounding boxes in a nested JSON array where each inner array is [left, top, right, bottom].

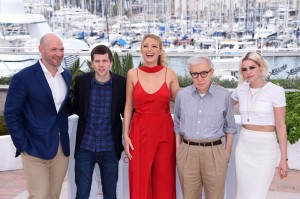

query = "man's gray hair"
[[187, 55, 214, 71]]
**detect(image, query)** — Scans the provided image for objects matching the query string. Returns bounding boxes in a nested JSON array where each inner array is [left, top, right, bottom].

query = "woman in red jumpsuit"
[[124, 34, 180, 199]]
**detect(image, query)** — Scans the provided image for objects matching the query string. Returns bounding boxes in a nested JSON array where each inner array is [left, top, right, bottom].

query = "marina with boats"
[[1, 0, 300, 78]]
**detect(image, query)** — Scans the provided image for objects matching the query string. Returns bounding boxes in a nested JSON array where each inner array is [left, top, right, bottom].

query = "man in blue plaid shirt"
[[73, 45, 126, 199]]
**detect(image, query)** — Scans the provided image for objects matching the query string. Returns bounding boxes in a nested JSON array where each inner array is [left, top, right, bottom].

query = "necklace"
[[246, 86, 262, 122], [249, 87, 261, 100]]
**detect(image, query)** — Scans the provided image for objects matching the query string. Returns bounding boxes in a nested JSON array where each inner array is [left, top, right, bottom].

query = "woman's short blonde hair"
[[238, 51, 269, 83], [140, 34, 168, 67]]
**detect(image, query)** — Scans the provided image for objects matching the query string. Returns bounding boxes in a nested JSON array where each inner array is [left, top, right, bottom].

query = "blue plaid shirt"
[[80, 77, 113, 152]]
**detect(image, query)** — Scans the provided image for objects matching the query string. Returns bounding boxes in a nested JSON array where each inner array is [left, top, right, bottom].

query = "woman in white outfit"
[[231, 52, 289, 199]]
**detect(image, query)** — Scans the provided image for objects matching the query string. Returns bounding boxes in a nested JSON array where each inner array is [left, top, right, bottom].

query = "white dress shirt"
[[39, 60, 67, 112]]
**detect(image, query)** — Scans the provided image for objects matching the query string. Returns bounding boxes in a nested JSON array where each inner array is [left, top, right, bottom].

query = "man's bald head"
[[40, 33, 62, 47]]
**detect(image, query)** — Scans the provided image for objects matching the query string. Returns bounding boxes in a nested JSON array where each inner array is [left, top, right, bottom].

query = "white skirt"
[[235, 127, 278, 199]]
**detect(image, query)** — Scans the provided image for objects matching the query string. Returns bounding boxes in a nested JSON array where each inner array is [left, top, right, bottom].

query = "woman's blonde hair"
[[238, 51, 269, 84], [140, 34, 168, 67]]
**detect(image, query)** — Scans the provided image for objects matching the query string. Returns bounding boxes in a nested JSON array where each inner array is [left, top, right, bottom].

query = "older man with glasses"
[[173, 54, 237, 199]]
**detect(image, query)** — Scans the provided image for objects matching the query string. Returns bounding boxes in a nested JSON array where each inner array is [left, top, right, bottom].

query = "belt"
[[183, 138, 222, 147]]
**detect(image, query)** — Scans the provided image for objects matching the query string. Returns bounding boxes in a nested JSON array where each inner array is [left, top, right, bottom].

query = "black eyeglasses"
[[190, 69, 212, 79]]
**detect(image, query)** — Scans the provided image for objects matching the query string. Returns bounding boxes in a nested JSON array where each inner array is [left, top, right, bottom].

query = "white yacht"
[[0, 0, 89, 77]]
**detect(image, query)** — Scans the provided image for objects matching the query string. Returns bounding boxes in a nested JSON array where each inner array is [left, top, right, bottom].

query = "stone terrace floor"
[[0, 168, 299, 199]]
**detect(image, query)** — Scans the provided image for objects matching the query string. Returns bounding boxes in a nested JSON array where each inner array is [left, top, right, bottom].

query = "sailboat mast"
[[298, 0, 300, 29], [154, 0, 156, 30], [186, 0, 188, 34], [105, 0, 109, 42], [245, 0, 249, 31], [101, 0, 105, 18], [165, 0, 170, 35], [81, 0, 84, 9], [119, 0, 122, 30], [284, 0, 290, 34], [93, 0, 97, 14], [229, 0, 233, 34], [180, 0, 183, 32], [207, 0, 210, 29]]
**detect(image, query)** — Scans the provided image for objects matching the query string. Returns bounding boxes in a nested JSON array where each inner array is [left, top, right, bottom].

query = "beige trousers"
[[21, 142, 68, 199], [176, 139, 230, 199]]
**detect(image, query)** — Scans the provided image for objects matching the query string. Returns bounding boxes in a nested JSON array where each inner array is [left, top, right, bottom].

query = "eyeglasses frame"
[[190, 68, 213, 79]]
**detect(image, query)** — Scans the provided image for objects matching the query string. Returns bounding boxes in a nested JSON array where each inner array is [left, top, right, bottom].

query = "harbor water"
[[1, 53, 300, 79], [131, 55, 300, 79]]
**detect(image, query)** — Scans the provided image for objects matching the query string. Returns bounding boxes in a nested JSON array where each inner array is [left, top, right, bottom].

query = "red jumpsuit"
[[129, 68, 176, 199]]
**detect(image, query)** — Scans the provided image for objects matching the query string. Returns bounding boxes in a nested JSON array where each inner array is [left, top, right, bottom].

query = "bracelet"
[[281, 157, 288, 161]]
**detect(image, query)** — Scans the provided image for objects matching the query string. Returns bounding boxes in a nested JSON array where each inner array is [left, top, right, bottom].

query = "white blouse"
[[231, 82, 286, 125]]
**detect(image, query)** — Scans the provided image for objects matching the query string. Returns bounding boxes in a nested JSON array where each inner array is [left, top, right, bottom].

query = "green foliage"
[[85, 59, 93, 71], [121, 53, 134, 77], [212, 76, 238, 88], [138, 61, 143, 67], [270, 78, 300, 89], [285, 91, 300, 144], [177, 74, 238, 88], [112, 52, 122, 75], [111, 52, 133, 77], [0, 115, 9, 136], [0, 76, 12, 85], [67, 58, 90, 94], [176, 74, 300, 90], [177, 73, 193, 88]]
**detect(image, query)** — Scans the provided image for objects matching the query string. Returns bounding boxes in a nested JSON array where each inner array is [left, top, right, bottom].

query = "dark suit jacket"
[[4, 61, 72, 160], [73, 72, 126, 160]]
